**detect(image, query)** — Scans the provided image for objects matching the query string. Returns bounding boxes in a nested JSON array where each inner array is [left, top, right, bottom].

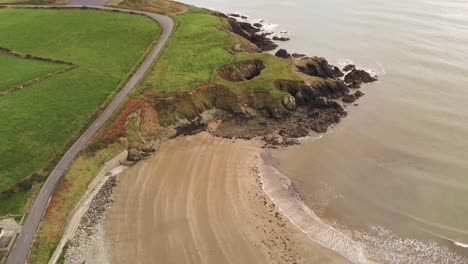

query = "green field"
[[137, 7, 300, 94], [0, 8, 160, 214], [0, 52, 66, 93]]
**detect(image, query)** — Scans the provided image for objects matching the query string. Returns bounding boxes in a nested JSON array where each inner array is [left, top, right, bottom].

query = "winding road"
[[6, 2, 173, 263]]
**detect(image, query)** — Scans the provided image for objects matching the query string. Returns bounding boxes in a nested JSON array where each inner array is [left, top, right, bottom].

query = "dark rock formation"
[[342, 94, 357, 103], [344, 69, 377, 84], [354, 90, 365, 98], [253, 23, 263, 28], [272, 36, 290, 41], [227, 19, 278, 51], [348, 81, 362, 89], [275, 49, 291, 59], [217, 59, 265, 82], [343, 64, 355, 72], [176, 119, 208, 136], [292, 53, 306, 58], [332, 66, 344, 78], [297, 57, 342, 79]]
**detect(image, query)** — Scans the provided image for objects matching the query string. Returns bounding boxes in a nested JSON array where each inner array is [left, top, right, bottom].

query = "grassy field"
[[136, 7, 300, 95], [0, 8, 160, 215], [0, 52, 66, 93]]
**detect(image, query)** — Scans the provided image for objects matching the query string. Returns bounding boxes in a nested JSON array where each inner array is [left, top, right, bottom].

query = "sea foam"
[[258, 152, 467, 264]]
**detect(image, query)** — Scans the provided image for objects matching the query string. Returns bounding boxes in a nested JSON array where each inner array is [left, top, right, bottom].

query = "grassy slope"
[[30, 143, 124, 264], [137, 7, 300, 95], [0, 52, 66, 92], [0, 8, 160, 209]]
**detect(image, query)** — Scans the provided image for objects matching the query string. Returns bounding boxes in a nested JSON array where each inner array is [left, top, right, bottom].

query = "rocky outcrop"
[[343, 64, 355, 72], [297, 57, 342, 79], [227, 19, 278, 51], [275, 49, 291, 59], [354, 90, 365, 98], [217, 59, 265, 82], [344, 68, 377, 84], [275, 78, 349, 103], [272, 36, 290, 41], [342, 94, 357, 103]]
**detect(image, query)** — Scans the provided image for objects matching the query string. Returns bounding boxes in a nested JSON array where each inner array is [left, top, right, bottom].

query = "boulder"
[[354, 90, 365, 98], [348, 80, 362, 89], [344, 69, 377, 84], [342, 94, 357, 103], [343, 64, 355, 72], [127, 148, 142, 162], [332, 66, 344, 78], [253, 23, 263, 28], [275, 49, 291, 59], [272, 36, 290, 41]]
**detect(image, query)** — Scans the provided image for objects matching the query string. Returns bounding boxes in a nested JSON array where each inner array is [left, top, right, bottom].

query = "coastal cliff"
[[92, 7, 377, 158]]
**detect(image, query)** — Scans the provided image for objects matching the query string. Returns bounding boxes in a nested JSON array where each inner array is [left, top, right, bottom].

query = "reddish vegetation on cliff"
[[103, 98, 143, 140]]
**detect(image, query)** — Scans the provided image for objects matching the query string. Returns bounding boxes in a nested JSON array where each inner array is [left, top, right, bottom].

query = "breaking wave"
[[259, 152, 467, 264]]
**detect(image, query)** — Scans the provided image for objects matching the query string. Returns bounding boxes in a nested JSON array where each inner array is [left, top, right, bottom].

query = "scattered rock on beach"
[[253, 23, 263, 28]]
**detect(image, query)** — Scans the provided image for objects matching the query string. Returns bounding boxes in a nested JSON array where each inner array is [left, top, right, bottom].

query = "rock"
[[241, 15, 248, 19], [292, 53, 306, 58], [294, 91, 306, 106], [253, 23, 263, 28], [342, 94, 357, 103], [344, 69, 377, 84], [275, 49, 291, 59], [176, 120, 208, 136], [354, 90, 365, 98], [127, 148, 142, 162], [227, 19, 278, 51], [348, 80, 362, 89], [281, 94, 296, 111], [228, 13, 241, 18], [297, 57, 342, 79], [117, 137, 128, 145], [343, 64, 355, 72], [140, 144, 156, 153], [332, 66, 344, 78], [272, 36, 290, 41]]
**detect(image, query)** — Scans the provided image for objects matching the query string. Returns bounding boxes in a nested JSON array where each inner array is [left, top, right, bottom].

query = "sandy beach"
[[105, 133, 349, 264]]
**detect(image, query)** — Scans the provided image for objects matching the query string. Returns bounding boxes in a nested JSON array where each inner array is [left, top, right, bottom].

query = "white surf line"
[[48, 151, 128, 264]]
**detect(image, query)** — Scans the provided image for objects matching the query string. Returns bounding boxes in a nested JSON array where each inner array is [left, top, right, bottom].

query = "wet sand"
[[105, 133, 349, 264]]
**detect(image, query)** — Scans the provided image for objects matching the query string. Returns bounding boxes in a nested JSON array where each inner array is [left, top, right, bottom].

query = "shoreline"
[[102, 133, 349, 264]]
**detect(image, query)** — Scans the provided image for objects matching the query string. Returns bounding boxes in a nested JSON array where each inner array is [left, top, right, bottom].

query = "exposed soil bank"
[[105, 133, 350, 264]]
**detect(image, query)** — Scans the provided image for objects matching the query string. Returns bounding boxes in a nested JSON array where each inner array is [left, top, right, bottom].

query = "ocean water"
[[180, 0, 468, 262]]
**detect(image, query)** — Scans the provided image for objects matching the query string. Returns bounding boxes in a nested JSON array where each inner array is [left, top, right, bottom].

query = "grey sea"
[[181, 0, 468, 262]]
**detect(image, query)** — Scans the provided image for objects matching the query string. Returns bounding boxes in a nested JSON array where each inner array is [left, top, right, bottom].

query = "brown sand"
[[106, 133, 349, 264]]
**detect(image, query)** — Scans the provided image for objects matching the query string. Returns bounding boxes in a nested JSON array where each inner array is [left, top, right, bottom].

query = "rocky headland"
[[97, 12, 378, 162]]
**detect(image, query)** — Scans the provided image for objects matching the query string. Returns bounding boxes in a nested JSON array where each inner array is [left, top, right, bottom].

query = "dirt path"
[[5, 5, 173, 264], [106, 133, 349, 264]]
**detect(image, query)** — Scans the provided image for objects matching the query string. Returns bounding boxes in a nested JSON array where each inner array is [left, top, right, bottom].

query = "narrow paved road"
[[6, 3, 173, 263]]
